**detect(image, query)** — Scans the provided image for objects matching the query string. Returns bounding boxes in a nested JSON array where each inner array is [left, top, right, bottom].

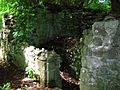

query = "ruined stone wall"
[[80, 18, 120, 90], [24, 46, 62, 88]]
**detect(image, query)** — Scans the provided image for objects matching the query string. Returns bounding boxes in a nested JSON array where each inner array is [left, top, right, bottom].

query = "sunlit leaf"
[[83, 0, 111, 10]]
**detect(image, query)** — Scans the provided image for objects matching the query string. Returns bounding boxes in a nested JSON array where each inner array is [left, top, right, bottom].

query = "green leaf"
[[83, 0, 111, 10]]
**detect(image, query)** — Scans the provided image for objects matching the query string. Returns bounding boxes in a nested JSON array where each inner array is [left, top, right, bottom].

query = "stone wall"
[[80, 18, 120, 90]]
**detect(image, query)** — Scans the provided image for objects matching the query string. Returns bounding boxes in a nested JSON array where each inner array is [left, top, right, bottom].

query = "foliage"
[[0, 0, 112, 42], [0, 83, 11, 90], [45, 0, 80, 6], [83, 0, 111, 10], [0, 0, 8, 28], [8, 41, 26, 69], [10, 0, 39, 42], [0, 82, 28, 90], [25, 67, 36, 78], [70, 38, 83, 79], [21, 85, 28, 90], [0, 0, 44, 42]]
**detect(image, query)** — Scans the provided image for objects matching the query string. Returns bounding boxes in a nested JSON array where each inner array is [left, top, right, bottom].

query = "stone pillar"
[[35, 49, 62, 88], [80, 18, 120, 90], [46, 51, 62, 88]]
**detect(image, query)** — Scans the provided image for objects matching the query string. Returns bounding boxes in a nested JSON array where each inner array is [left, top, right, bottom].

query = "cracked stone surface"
[[80, 18, 120, 90]]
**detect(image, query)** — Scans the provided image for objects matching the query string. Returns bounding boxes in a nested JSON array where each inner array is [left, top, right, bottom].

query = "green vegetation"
[[0, 0, 112, 42], [83, 0, 111, 10], [0, 83, 11, 90], [0, 0, 8, 28], [70, 38, 83, 80], [0, 82, 29, 90], [2, 0, 120, 89], [25, 67, 36, 78], [0, 0, 112, 32], [21, 85, 28, 90]]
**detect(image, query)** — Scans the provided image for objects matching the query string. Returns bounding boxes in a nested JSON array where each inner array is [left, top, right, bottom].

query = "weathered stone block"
[[24, 46, 62, 88], [80, 18, 120, 90]]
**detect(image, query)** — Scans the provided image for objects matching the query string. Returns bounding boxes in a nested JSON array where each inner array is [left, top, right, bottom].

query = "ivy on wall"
[[0, 0, 112, 40], [0, 0, 44, 42]]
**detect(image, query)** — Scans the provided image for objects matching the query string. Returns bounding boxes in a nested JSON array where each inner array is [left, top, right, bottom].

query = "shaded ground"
[[0, 61, 24, 89], [0, 63, 79, 90]]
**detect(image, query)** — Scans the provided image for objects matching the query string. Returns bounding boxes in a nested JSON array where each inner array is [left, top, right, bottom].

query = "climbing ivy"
[[0, 0, 112, 42], [0, 0, 45, 42], [11, 0, 44, 42], [0, 0, 9, 28]]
